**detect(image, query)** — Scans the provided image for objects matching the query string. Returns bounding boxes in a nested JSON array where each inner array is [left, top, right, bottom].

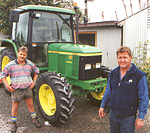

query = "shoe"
[[11, 122, 18, 133], [32, 117, 42, 128]]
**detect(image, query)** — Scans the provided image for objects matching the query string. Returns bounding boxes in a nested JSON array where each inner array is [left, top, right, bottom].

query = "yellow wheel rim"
[[90, 87, 106, 100], [2, 56, 11, 85], [39, 84, 56, 116]]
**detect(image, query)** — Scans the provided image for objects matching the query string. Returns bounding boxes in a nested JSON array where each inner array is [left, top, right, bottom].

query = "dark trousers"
[[109, 109, 136, 133]]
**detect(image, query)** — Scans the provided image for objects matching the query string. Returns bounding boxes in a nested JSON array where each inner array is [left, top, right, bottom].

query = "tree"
[[0, 0, 77, 36]]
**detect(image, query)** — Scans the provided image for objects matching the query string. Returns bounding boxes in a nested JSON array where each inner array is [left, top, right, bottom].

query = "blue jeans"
[[109, 109, 136, 133]]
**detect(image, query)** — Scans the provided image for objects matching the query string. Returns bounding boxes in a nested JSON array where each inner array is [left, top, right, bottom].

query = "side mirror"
[[9, 10, 20, 22], [83, 16, 88, 26]]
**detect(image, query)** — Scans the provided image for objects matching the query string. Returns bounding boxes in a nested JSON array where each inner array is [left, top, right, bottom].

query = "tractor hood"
[[48, 43, 102, 54]]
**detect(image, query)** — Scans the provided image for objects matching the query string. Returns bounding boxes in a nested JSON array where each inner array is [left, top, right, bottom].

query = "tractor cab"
[[10, 5, 75, 70]]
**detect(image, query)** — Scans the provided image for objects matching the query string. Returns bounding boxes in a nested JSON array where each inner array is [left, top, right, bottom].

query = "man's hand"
[[28, 82, 36, 90], [99, 108, 105, 118], [6, 85, 15, 92], [2, 78, 15, 92], [135, 118, 144, 130]]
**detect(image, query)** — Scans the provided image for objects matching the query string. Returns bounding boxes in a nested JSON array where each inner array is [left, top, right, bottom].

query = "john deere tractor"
[[0, 5, 110, 126]]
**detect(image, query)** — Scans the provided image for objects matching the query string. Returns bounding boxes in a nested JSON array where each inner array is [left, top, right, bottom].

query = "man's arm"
[[135, 75, 149, 130], [1, 77, 15, 92], [28, 63, 39, 90], [28, 74, 38, 90], [99, 77, 111, 118], [33, 73, 38, 83], [0, 64, 15, 92]]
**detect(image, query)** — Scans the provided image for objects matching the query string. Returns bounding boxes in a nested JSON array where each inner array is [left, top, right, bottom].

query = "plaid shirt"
[[0, 59, 39, 89]]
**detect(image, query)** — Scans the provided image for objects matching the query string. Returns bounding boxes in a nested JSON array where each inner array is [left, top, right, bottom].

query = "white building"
[[79, 21, 122, 69], [118, 6, 150, 57], [79, 6, 150, 69]]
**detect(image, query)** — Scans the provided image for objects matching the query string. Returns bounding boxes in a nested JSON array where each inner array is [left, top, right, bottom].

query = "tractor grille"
[[79, 55, 102, 80]]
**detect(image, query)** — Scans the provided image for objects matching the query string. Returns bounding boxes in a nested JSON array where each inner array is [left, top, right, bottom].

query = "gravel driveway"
[[0, 85, 150, 133]]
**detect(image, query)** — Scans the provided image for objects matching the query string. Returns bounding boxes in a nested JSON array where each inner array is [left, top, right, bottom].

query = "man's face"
[[17, 50, 27, 62], [117, 52, 132, 69]]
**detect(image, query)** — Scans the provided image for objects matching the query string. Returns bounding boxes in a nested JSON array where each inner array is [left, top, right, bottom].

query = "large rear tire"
[[87, 66, 110, 106], [1, 48, 16, 94], [36, 72, 75, 126]]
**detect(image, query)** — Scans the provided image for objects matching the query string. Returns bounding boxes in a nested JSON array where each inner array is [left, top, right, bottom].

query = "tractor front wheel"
[[36, 72, 75, 126]]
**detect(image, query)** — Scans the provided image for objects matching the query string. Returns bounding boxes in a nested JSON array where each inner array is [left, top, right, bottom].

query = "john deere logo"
[[93, 64, 96, 68]]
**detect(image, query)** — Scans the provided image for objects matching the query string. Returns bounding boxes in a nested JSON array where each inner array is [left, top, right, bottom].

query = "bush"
[[132, 41, 150, 98]]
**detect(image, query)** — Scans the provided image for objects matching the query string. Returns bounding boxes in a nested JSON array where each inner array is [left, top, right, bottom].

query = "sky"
[[73, 0, 148, 22]]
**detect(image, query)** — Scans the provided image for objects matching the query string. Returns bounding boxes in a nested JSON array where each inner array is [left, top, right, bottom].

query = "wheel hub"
[[90, 87, 106, 100], [39, 84, 56, 116]]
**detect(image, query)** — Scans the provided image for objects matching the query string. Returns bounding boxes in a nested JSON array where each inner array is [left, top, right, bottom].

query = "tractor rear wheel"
[[1, 48, 16, 94], [36, 72, 75, 126], [87, 66, 110, 106]]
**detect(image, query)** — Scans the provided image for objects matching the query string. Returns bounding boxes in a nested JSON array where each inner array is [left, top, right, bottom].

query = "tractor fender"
[[0, 39, 18, 55]]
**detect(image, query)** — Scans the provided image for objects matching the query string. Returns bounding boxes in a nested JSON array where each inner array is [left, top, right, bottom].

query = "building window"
[[79, 32, 97, 46]]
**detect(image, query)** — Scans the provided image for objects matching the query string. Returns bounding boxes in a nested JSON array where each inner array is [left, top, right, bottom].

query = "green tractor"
[[0, 5, 110, 126]]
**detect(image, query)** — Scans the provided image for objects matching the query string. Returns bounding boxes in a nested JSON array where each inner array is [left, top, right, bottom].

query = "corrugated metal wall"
[[119, 8, 148, 53], [97, 27, 121, 69], [147, 8, 150, 28]]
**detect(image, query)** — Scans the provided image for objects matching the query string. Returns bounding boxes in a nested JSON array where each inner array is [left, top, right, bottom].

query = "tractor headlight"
[[85, 64, 91, 70], [96, 63, 101, 68]]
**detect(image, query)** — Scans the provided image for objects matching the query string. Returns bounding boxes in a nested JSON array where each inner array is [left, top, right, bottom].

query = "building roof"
[[79, 21, 118, 28], [119, 6, 150, 24]]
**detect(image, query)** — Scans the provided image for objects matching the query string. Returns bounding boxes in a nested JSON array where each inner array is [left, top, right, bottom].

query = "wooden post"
[[147, 0, 149, 6], [101, 11, 104, 20], [122, 0, 128, 17], [139, 0, 141, 10], [115, 11, 118, 21], [130, 0, 133, 15]]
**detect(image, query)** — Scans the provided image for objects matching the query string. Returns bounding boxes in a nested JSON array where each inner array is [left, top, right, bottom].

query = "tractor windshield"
[[32, 12, 73, 43]]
